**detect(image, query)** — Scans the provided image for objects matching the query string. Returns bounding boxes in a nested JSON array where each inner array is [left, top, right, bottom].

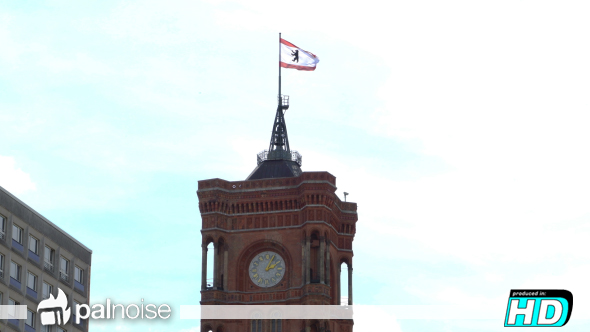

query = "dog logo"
[[38, 288, 71, 325]]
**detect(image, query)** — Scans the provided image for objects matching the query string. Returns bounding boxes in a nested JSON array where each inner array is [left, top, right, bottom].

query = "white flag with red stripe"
[[280, 39, 319, 71]]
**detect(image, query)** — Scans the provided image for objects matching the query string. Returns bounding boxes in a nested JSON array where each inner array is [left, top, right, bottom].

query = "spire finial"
[[268, 96, 290, 159], [254, 98, 302, 167]]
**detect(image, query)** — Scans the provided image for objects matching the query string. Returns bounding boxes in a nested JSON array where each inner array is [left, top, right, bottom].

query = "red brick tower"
[[198, 95, 357, 332]]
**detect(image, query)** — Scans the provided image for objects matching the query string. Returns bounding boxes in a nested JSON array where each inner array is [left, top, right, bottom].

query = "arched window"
[[251, 312, 262, 332], [271, 319, 282, 332], [340, 261, 349, 305], [251, 319, 262, 332], [217, 238, 226, 290], [206, 242, 214, 288], [310, 232, 320, 283], [271, 311, 283, 332]]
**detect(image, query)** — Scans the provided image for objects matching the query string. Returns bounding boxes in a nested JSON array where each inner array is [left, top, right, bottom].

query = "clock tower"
[[198, 95, 357, 332]]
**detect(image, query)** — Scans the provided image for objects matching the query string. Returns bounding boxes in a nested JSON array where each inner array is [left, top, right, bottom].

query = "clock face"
[[248, 251, 285, 288]]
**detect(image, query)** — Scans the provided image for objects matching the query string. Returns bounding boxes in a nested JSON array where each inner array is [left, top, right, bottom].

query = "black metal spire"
[[245, 33, 302, 180], [268, 96, 291, 159], [247, 98, 301, 180], [254, 94, 301, 167]]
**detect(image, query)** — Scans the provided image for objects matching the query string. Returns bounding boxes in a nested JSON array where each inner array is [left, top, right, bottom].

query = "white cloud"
[[354, 307, 405, 331], [0, 156, 36, 195]]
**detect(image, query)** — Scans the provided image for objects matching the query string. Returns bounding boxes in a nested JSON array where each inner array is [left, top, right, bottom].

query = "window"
[[12, 224, 23, 243], [0, 253, 4, 278], [74, 300, 83, 324], [42, 325, 52, 332], [60, 256, 69, 282], [251, 319, 262, 332], [0, 214, 5, 239], [58, 327, 66, 332], [271, 319, 282, 332], [74, 299, 80, 316], [29, 235, 39, 254], [10, 261, 21, 281], [8, 298, 19, 318], [27, 309, 36, 327], [44, 245, 55, 271], [270, 311, 283, 332], [28, 271, 37, 291], [43, 282, 53, 299], [75, 266, 84, 284]]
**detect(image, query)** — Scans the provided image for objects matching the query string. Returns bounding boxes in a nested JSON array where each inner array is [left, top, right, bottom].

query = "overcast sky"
[[1, 1, 590, 331]]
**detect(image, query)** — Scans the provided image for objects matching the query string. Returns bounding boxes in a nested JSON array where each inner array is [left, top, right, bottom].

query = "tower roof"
[[246, 159, 302, 180], [246, 95, 302, 180]]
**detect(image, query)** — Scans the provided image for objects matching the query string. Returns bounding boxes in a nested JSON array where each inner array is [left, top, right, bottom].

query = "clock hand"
[[265, 255, 275, 271], [269, 260, 281, 269]]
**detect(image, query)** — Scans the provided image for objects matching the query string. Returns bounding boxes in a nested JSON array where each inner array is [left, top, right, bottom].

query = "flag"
[[280, 39, 319, 71]]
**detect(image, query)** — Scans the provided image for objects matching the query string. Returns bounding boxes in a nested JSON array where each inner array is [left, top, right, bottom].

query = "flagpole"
[[278, 32, 281, 106]]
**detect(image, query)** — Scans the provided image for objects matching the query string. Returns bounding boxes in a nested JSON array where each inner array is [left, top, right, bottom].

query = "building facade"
[[0, 186, 92, 332], [198, 96, 357, 332]]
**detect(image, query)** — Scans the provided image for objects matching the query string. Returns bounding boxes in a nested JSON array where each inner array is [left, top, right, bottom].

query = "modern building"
[[198, 95, 357, 332], [0, 186, 92, 332]]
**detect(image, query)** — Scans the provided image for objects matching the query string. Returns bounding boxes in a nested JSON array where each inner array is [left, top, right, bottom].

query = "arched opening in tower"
[[206, 242, 214, 288], [340, 261, 349, 305], [310, 232, 320, 283]]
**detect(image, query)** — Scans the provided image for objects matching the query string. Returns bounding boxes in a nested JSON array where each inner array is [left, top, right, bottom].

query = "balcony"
[[29, 250, 40, 264], [206, 278, 214, 289], [74, 315, 87, 329], [75, 280, 85, 293], [10, 277, 21, 289], [257, 149, 302, 166], [12, 239, 24, 252], [44, 261, 54, 273], [0, 231, 5, 240], [8, 318, 19, 328], [310, 272, 321, 284], [27, 286, 37, 299], [59, 271, 69, 283]]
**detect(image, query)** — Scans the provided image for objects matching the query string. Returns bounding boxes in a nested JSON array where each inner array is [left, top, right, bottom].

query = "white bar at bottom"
[[180, 305, 506, 320], [0, 305, 28, 319]]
